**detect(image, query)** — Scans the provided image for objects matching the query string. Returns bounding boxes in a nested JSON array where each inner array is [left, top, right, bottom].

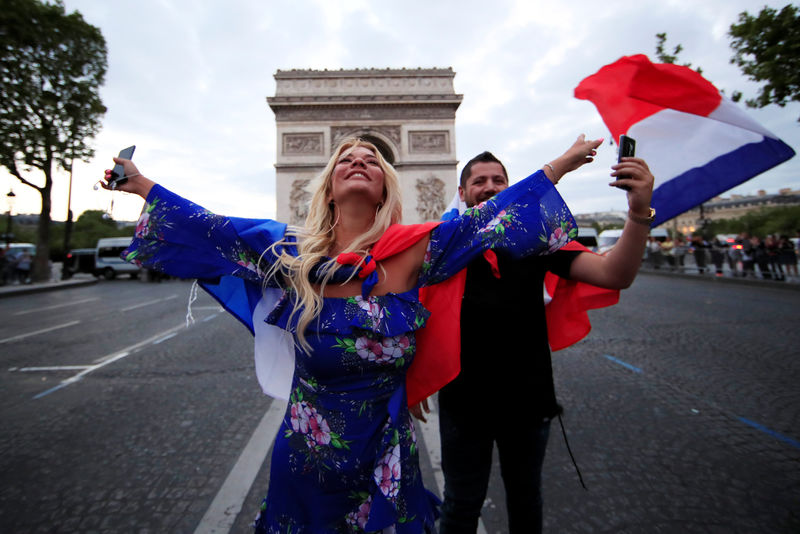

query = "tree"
[[0, 0, 107, 281], [655, 32, 703, 74], [729, 4, 800, 121], [71, 210, 132, 250], [654, 33, 742, 101]]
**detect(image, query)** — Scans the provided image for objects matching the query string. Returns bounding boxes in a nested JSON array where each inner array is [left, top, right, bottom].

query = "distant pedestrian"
[[15, 251, 32, 284], [752, 236, 771, 279], [710, 237, 725, 276], [691, 235, 708, 274], [765, 235, 784, 281], [647, 236, 663, 269], [778, 235, 797, 280], [739, 233, 755, 278]]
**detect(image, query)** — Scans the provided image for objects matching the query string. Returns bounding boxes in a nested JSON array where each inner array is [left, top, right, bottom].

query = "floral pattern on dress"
[[540, 220, 578, 253], [334, 332, 413, 367]]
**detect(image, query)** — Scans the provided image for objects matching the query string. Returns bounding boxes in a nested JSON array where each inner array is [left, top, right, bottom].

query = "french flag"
[[575, 54, 795, 226]]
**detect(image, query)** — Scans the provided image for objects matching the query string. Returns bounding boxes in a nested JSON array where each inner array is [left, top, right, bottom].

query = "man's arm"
[[568, 157, 655, 289]]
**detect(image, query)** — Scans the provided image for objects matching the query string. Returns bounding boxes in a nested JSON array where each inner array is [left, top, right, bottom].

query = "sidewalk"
[[0, 275, 98, 299]]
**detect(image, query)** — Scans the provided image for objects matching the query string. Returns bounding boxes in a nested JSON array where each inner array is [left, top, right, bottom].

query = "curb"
[[0, 278, 99, 299], [638, 268, 800, 291]]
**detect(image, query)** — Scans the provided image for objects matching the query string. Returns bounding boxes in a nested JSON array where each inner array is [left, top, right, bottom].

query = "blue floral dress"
[[123, 170, 575, 533]]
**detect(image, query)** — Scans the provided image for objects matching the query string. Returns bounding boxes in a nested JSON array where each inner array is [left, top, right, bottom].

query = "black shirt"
[[438, 249, 581, 422]]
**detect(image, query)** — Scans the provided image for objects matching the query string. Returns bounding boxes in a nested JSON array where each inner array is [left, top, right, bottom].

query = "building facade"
[[669, 188, 800, 235], [267, 68, 463, 225]]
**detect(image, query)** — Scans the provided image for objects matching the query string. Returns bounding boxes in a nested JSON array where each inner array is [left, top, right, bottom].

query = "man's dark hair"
[[460, 151, 509, 188]]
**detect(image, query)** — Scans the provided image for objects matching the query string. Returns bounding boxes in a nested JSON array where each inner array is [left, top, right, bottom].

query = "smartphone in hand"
[[616, 135, 635, 191], [110, 145, 136, 187]]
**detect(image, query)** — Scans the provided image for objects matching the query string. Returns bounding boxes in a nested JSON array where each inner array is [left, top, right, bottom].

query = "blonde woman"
[[103, 136, 600, 533]]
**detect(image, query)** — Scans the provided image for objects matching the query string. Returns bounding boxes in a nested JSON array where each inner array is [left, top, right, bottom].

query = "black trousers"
[[438, 401, 551, 534]]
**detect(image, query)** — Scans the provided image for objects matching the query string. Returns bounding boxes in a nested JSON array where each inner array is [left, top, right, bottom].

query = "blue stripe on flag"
[[651, 136, 795, 226]]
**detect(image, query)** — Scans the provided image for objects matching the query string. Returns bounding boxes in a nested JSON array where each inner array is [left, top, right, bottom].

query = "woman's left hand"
[[610, 157, 655, 215]]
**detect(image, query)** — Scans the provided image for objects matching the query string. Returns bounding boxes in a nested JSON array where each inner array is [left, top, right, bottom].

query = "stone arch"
[[331, 128, 399, 165]]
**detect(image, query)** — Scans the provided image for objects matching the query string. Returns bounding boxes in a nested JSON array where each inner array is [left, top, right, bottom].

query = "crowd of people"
[[644, 232, 799, 281]]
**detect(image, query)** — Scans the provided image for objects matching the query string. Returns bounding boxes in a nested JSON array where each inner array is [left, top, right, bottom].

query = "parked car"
[[575, 227, 598, 252], [95, 237, 138, 280]]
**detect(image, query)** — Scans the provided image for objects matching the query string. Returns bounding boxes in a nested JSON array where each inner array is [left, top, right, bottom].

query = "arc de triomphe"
[[267, 68, 463, 225]]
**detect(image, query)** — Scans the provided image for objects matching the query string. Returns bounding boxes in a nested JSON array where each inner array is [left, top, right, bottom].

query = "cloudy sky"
[[4, 0, 798, 223]]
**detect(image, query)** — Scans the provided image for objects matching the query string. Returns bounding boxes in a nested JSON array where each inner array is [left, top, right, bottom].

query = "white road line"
[[416, 397, 488, 534], [14, 297, 100, 315], [0, 320, 81, 345], [120, 294, 178, 312], [17, 366, 92, 372], [194, 400, 287, 534], [33, 321, 189, 399], [153, 333, 177, 344]]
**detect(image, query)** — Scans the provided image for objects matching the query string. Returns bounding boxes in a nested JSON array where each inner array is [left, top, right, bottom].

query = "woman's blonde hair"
[[266, 137, 403, 351]]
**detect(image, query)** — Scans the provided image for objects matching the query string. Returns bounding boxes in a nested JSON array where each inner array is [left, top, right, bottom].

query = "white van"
[[576, 227, 599, 252], [597, 229, 624, 254], [95, 237, 138, 279]]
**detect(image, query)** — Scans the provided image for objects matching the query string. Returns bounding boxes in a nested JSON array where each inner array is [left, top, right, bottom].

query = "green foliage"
[[8, 211, 133, 259], [70, 210, 134, 249], [0, 0, 107, 278], [0, 0, 108, 177], [705, 205, 800, 237], [729, 4, 800, 120], [654, 32, 703, 74]]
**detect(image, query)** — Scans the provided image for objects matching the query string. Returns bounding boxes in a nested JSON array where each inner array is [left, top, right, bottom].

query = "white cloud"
[[3, 0, 796, 227]]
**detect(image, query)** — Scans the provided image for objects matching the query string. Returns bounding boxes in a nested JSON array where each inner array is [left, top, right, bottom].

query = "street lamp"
[[5, 189, 15, 247]]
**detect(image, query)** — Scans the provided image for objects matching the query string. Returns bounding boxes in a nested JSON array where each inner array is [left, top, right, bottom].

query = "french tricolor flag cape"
[[407, 194, 619, 405], [575, 54, 795, 226]]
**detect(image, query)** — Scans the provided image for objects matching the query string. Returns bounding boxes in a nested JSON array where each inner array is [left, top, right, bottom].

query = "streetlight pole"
[[62, 157, 75, 280], [5, 189, 15, 247]]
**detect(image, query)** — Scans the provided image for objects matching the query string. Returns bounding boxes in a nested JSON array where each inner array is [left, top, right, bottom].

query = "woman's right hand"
[[102, 157, 155, 199]]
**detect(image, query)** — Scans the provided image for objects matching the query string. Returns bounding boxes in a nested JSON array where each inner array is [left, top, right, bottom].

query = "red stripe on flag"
[[574, 54, 721, 141], [627, 55, 721, 116]]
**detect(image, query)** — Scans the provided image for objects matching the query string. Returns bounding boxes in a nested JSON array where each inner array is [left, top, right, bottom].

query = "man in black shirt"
[[416, 141, 655, 534]]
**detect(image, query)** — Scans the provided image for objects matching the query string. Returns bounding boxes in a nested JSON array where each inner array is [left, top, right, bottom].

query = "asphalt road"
[[0, 274, 798, 533]]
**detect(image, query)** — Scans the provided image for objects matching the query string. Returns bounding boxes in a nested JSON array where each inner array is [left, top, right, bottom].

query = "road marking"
[[33, 321, 189, 399], [14, 297, 100, 315], [602, 354, 800, 450], [603, 354, 643, 374], [738, 417, 800, 450], [194, 399, 287, 534], [415, 396, 488, 534], [121, 294, 178, 312], [0, 320, 81, 345], [153, 333, 177, 344], [17, 366, 92, 372]]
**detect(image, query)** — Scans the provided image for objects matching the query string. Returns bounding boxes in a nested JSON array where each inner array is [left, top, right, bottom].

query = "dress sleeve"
[[122, 184, 290, 285], [418, 169, 576, 286]]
